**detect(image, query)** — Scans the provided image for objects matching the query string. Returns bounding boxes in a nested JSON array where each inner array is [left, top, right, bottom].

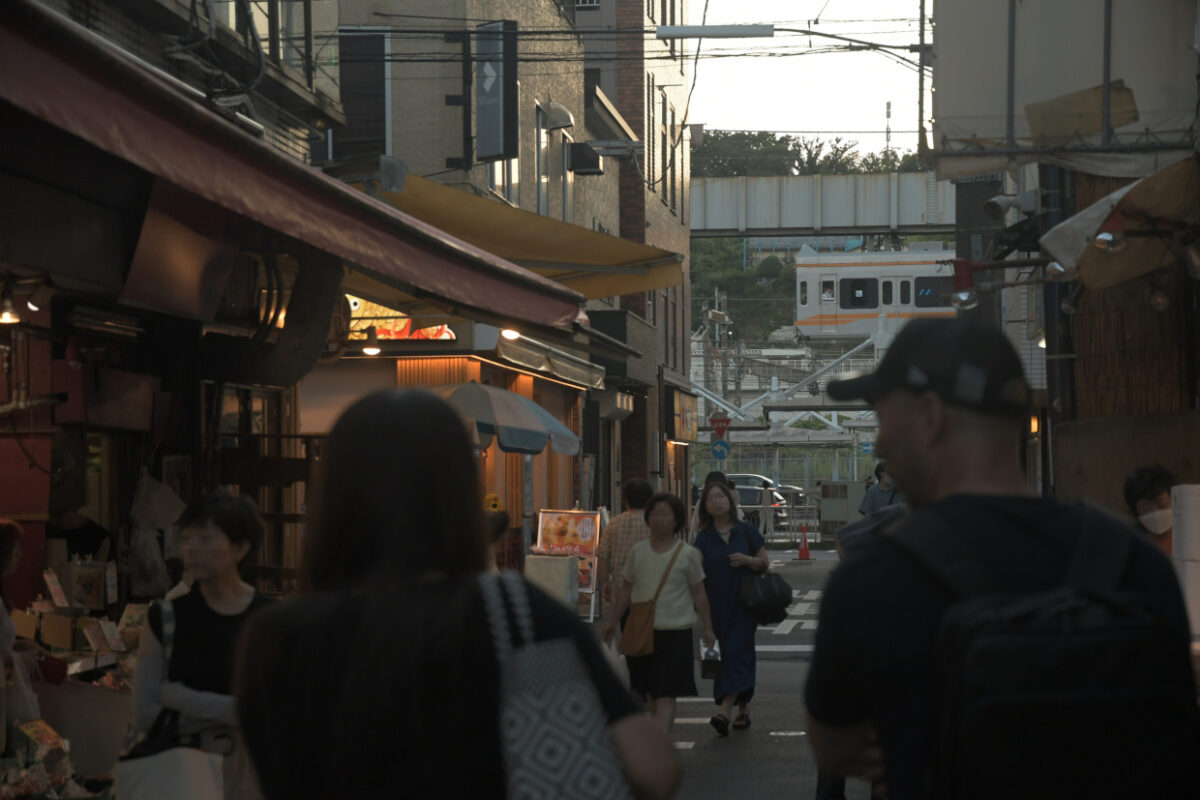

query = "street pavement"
[[669, 548, 874, 800]]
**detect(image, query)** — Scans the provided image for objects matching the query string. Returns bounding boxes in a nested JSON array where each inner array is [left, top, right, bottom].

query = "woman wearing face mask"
[[131, 491, 273, 798], [1123, 465, 1177, 557]]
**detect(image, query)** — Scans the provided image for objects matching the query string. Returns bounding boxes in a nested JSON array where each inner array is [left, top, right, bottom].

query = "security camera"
[[984, 190, 1040, 221]]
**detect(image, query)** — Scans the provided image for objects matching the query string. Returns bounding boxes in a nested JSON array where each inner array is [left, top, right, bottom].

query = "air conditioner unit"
[[568, 142, 604, 175]]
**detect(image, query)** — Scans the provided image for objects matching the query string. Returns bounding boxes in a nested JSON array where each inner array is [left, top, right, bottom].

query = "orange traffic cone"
[[797, 524, 811, 561]]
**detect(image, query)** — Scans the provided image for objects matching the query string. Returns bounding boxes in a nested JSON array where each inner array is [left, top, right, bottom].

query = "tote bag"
[[480, 572, 633, 800], [618, 542, 684, 657], [116, 598, 223, 800]]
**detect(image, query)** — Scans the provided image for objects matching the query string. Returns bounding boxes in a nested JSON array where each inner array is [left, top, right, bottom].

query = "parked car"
[[726, 473, 777, 491], [734, 485, 788, 533]]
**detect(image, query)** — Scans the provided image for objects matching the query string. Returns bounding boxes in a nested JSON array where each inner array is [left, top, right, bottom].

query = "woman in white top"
[[603, 493, 716, 732]]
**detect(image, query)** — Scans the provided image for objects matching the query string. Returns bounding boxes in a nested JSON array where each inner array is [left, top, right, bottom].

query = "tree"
[[755, 255, 786, 283], [691, 130, 928, 178]]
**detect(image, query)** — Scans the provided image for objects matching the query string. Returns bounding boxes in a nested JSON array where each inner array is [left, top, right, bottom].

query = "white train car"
[[794, 250, 958, 340]]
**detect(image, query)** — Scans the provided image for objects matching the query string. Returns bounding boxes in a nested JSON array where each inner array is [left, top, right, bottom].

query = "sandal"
[[709, 714, 730, 737], [732, 712, 751, 730]]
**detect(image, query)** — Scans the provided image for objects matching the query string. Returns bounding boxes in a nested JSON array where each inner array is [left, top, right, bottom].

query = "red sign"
[[710, 417, 732, 440]]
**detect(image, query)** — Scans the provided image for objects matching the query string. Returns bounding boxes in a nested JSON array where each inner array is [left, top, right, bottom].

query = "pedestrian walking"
[[129, 491, 273, 799], [597, 479, 654, 603], [693, 481, 768, 737], [602, 493, 715, 732], [1123, 464, 1178, 557], [689, 471, 742, 539], [806, 318, 1198, 799], [857, 462, 903, 515], [235, 390, 680, 799]]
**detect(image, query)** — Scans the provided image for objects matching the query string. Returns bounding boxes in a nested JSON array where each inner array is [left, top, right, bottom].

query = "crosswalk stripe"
[[769, 731, 808, 737], [674, 718, 711, 724], [757, 644, 815, 653], [801, 620, 818, 630], [677, 697, 710, 703], [673, 742, 695, 750], [803, 590, 822, 601], [773, 619, 799, 635], [787, 602, 813, 616]]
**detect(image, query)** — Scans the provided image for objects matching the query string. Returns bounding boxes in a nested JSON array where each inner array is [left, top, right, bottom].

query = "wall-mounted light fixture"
[[0, 282, 20, 325], [1036, 330, 1046, 349], [361, 326, 381, 356], [500, 328, 521, 341], [1029, 415, 1040, 436], [25, 279, 54, 312], [1059, 282, 1084, 316], [1044, 261, 1076, 282]]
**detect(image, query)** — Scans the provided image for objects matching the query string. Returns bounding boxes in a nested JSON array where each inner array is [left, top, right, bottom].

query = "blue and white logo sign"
[[712, 440, 731, 460], [861, 441, 875, 454]]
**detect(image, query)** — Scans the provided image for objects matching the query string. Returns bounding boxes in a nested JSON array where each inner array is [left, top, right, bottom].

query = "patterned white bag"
[[479, 572, 633, 800]]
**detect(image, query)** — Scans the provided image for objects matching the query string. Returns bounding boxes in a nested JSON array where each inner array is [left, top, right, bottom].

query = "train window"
[[800, 281, 808, 306], [915, 276, 955, 307], [900, 280, 911, 304], [821, 281, 834, 301], [839, 278, 878, 309], [882, 281, 893, 305]]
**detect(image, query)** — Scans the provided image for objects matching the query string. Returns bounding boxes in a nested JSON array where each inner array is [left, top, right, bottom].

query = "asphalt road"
[[670, 549, 874, 800]]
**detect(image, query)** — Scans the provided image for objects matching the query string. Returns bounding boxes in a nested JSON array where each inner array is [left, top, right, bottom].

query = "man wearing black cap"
[[803, 319, 1193, 798]]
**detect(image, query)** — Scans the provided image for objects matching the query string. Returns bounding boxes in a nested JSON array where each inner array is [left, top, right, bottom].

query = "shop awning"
[[1040, 155, 1200, 289], [0, 1, 586, 336], [364, 174, 685, 299]]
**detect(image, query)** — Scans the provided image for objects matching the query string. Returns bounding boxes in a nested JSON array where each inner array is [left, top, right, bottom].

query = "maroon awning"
[[0, 0, 587, 333]]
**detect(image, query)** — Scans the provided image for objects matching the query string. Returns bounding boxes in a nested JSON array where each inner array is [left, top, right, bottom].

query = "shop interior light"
[[1029, 415, 1039, 435], [25, 279, 53, 312], [1044, 261, 1075, 282], [500, 328, 521, 341], [0, 283, 19, 325], [1036, 330, 1046, 349], [950, 290, 979, 310], [1092, 230, 1127, 253], [361, 326, 381, 356]]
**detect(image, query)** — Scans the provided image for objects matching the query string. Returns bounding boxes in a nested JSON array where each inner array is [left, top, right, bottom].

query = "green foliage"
[[692, 131, 929, 178], [755, 255, 786, 282]]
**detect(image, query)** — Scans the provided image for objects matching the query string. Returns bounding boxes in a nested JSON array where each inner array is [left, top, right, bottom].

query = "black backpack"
[[881, 505, 1200, 799]]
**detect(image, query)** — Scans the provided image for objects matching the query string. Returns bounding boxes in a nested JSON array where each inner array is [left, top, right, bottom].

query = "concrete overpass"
[[690, 172, 957, 238]]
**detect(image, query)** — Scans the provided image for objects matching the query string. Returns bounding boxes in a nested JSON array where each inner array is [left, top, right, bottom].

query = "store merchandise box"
[[525, 555, 579, 607], [11, 608, 38, 640], [40, 612, 90, 652]]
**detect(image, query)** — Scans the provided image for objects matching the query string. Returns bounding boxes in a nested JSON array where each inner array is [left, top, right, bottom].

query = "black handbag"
[[740, 570, 793, 624]]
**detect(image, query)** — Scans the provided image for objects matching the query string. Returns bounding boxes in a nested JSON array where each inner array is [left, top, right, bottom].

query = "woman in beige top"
[[603, 493, 716, 732]]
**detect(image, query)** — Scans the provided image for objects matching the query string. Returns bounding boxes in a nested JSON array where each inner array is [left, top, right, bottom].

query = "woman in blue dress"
[[693, 481, 769, 737]]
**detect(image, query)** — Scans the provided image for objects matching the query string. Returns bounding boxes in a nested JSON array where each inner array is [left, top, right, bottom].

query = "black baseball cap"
[[826, 318, 1030, 417]]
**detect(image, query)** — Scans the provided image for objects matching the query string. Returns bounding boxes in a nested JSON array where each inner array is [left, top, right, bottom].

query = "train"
[[793, 248, 958, 340]]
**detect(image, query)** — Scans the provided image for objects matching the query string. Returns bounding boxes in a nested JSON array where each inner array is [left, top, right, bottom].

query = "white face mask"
[[1138, 508, 1172, 535]]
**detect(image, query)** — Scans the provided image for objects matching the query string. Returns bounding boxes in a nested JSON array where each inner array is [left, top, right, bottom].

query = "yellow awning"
[[365, 174, 685, 298]]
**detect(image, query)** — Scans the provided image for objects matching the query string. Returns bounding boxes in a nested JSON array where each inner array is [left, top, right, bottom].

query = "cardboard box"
[[11, 609, 37, 641], [39, 612, 89, 651]]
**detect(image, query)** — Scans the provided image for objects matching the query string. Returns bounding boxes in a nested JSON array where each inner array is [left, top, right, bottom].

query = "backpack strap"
[[875, 507, 1004, 599], [1065, 504, 1131, 593]]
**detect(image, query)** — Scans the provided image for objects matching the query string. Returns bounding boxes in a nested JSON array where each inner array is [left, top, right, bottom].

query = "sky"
[[683, 0, 930, 157]]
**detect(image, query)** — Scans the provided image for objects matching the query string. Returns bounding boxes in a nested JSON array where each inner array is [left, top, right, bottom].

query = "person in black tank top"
[[132, 491, 273, 798]]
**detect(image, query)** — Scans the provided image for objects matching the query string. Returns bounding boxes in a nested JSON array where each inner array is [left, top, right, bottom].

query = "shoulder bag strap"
[[158, 597, 175, 665], [875, 508, 1002, 600], [1065, 504, 1131, 593], [499, 572, 535, 646], [650, 542, 685, 604], [478, 573, 514, 665]]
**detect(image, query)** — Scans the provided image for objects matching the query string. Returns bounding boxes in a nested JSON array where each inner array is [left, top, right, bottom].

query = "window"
[[488, 157, 519, 203], [646, 77, 655, 190], [669, 108, 677, 211], [882, 281, 893, 305], [800, 281, 808, 306], [576, 0, 599, 7], [561, 132, 574, 222], [915, 276, 956, 308], [536, 106, 549, 215], [838, 278, 878, 309], [329, 30, 389, 161], [647, 0, 655, 22], [821, 280, 835, 301], [900, 280, 911, 305], [660, 93, 668, 205]]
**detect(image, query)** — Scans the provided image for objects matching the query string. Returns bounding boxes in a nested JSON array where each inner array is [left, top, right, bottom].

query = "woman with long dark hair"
[[235, 390, 680, 799]]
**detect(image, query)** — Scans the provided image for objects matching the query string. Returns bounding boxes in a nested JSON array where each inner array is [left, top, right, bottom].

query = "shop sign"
[[671, 390, 698, 442], [534, 509, 602, 594]]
